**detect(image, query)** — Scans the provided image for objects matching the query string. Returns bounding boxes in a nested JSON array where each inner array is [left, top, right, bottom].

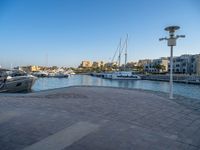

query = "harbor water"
[[32, 75, 200, 100]]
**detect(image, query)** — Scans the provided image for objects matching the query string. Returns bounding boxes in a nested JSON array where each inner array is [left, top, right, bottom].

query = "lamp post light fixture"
[[159, 26, 185, 99]]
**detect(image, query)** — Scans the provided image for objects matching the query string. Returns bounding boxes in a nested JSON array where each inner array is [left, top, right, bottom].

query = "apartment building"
[[144, 58, 169, 73], [172, 54, 200, 75], [80, 61, 93, 68], [137, 59, 152, 67], [104, 62, 118, 68], [16, 65, 41, 72], [92, 61, 104, 68]]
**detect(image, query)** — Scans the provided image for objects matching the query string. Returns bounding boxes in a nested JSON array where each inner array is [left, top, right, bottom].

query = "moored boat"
[[103, 71, 141, 80], [32, 71, 48, 77], [49, 72, 69, 78], [0, 69, 37, 92]]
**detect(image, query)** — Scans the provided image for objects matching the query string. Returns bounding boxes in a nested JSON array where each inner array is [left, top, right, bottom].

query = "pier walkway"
[[0, 86, 200, 150]]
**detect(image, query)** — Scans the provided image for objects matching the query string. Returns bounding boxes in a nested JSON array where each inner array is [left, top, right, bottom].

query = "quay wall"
[[141, 74, 200, 84], [90, 73, 200, 84], [91, 73, 200, 84]]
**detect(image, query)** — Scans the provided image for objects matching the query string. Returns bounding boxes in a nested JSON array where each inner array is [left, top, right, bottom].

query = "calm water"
[[32, 75, 200, 100]]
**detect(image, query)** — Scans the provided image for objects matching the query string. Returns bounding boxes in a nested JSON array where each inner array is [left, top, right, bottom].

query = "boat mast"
[[112, 39, 121, 64], [46, 53, 49, 68], [124, 34, 128, 71], [118, 38, 122, 68]]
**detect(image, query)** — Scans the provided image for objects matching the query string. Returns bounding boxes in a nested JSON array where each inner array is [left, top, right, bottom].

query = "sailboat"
[[103, 35, 141, 80]]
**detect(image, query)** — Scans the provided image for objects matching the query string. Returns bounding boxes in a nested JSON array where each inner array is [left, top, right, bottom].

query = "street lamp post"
[[159, 26, 185, 99]]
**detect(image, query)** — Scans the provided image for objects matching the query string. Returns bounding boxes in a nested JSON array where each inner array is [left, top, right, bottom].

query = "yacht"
[[49, 72, 69, 78], [66, 69, 76, 76], [48, 68, 69, 78], [112, 71, 141, 80], [102, 35, 141, 80], [32, 71, 48, 77], [103, 71, 141, 80], [0, 69, 37, 93], [103, 73, 113, 79]]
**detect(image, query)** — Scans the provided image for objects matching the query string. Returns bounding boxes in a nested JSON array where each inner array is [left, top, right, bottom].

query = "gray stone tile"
[[0, 86, 199, 150]]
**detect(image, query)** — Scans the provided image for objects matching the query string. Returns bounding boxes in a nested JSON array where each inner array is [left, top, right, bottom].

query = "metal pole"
[[118, 39, 121, 68], [124, 34, 128, 71], [160, 26, 185, 99], [170, 45, 173, 99]]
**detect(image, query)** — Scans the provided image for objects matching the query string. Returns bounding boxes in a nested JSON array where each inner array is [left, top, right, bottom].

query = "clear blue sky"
[[0, 0, 200, 68]]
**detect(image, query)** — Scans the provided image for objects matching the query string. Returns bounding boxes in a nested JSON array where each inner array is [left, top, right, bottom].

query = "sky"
[[0, 0, 200, 68]]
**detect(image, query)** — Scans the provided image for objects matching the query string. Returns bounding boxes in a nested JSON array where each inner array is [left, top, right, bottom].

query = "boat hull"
[[111, 76, 141, 80], [0, 76, 37, 93], [103, 72, 141, 80]]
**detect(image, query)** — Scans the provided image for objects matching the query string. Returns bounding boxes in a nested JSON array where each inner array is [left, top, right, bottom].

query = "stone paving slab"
[[23, 121, 99, 150], [0, 86, 200, 150]]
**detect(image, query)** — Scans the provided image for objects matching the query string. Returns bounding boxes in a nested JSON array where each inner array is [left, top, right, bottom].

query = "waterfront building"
[[171, 54, 200, 75], [144, 57, 169, 73], [141, 54, 200, 75], [196, 54, 200, 75], [137, 59, 152, 67], [80, 61, 93, 68], [125, 62, 138, 68], [92, 61, 104, 68], [104, 62, 118, 68], [16, 65, 41, 73], [31, 66, 41, 72]]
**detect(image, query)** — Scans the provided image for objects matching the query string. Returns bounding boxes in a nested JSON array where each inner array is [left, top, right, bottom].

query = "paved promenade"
[[0, 86, 200, 150]]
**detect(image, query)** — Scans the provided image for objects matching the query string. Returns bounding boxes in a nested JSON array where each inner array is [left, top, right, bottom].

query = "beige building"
[[125, 62, 138, 68], [92, 61, 104, 68], [143, 54, 200, 74], [137, 59, 152, 67], [172, 54, 200, 75], [144, 58, 169, 73], [104, 62, 118, 68], [80, 61, 93, 68], [31, 66, 41, 72], [17, 65, 41, 73]]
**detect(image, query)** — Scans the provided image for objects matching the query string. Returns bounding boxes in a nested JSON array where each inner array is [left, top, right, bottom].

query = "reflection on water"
[[32, 75, 200, 100]]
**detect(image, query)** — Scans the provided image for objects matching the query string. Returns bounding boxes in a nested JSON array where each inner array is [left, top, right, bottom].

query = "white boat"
[[32, 71, 48, 77], [53, 72, 68, 78], [48, 68, 70, 78], [103, 35, 141, 80], [0, 69, 37, 93], [48, 72, 69, 78], [103, 73, 113, 79], [103, 71, 141, 80], [66, 69, 76, 75]]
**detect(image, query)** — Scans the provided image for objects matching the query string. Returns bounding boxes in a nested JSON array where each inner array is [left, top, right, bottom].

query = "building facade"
[[92, 61, 104, 68], [196, 54, 200, 75], [104, 62, 118, 68], [80, 61, 93, 68], [144, 58, 169, 73], [16, 65, 41, 73], [137, 59, 152, 67], [171, 54, 200, 75], [30, 66, 41, 72]]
